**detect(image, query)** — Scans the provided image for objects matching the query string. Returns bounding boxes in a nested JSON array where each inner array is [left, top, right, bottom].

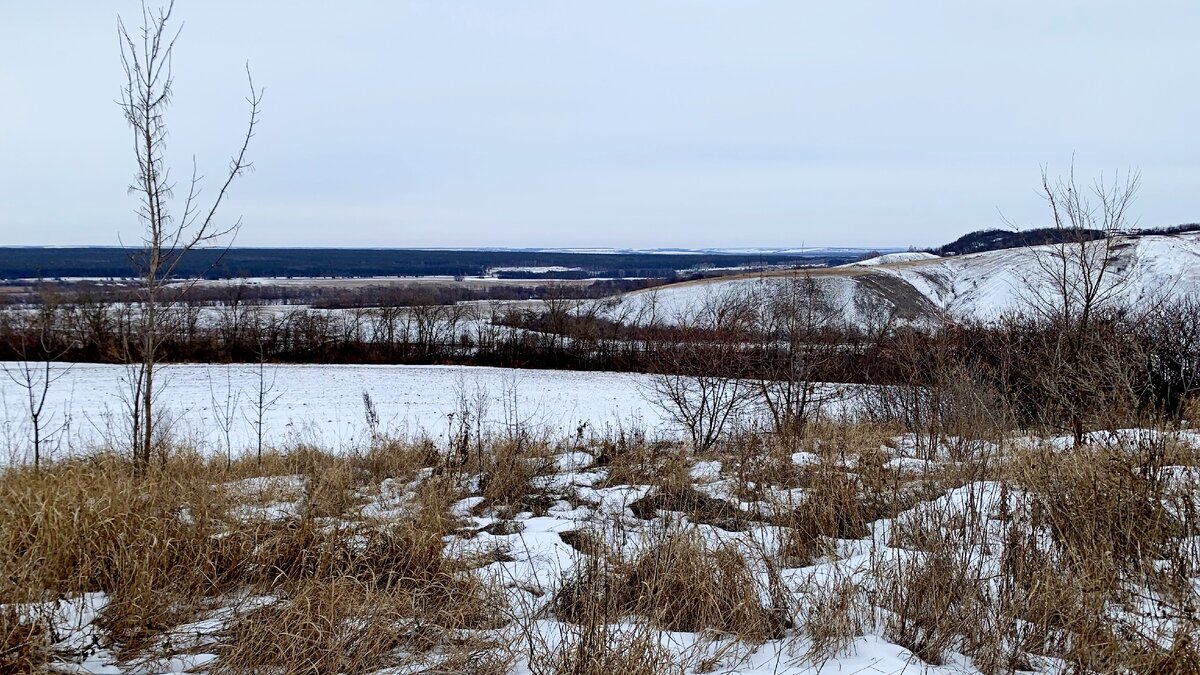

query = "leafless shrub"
[[2, 289, 73, 470], [865, 326, 1012, 460], [1017, 163, 1146, 444], [749, 274, 847, 439], [646, 289, 757, 451]]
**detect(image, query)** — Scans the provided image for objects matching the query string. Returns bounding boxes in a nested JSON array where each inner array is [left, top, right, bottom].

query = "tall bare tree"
[[119, 1, 261, 468], [1024, 163, 1139, 331], [1022, 163, 1142, 444]]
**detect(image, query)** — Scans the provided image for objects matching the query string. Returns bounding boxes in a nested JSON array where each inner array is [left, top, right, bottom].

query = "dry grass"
[[877, 549, 980, 666], [476, 437, 557, 514], [993, 444, 1200, 672], [214, 575, 504, 674], [778, 465, 865, 565], [1, 606, 47, 674], [797, 573, 867, 665], [0, 440, 502, 670], [531, 623, 684, 675], [1, 417, 1197, 673], [551, 528, 788, 643], [596, 436, 691, 491]]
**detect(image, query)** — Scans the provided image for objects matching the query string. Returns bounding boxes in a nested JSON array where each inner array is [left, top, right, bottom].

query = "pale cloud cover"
[[2, 1, 1198, 248]]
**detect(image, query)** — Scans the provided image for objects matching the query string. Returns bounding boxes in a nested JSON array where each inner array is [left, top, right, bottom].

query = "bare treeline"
[[0, 276, 662, 309], [3, 277, 1198, 438]]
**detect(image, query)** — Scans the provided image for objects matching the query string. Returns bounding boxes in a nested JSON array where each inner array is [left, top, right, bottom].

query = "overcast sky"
[[2, 2, 1197, 249]]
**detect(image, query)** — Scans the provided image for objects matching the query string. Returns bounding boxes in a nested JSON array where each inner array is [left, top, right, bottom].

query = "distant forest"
[[0, 248, 845, 281], [931, 223, 1200, 256]]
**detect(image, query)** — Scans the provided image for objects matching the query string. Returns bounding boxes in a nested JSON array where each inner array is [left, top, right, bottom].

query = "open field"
[[0, 364, 671, 462], [0, 363, 864, 467], [7, 0, 1200, 672]]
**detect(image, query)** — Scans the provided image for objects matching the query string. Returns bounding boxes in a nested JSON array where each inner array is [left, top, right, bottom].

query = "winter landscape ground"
[[6, 2, 1200, 673], [4, 226, 1200, 673]]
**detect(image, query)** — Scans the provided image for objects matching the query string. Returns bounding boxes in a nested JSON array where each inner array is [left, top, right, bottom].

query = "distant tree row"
[[930, 222, 1200, 257]]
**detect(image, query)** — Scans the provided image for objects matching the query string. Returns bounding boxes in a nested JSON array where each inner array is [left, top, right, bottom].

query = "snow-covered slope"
[[615, 233, 1200, 325], [847, 251, 940, 266], [873, 232, 1200, 320]]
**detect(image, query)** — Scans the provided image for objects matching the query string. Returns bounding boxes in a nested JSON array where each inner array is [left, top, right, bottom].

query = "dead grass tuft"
[[799, 574, 867, 665], [597, 438, 691, 491], [0, 606, 48, 674], [628, 485, 749, 531], [214, 576, 494, 674], [477, 438, 556, 513], [552, 528, 788, 642], [533, 624, 684, 675]]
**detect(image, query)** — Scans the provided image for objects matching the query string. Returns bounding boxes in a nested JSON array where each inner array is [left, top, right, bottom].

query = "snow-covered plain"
[[1, 363, 867, 466], [0, 364, 671, 462]]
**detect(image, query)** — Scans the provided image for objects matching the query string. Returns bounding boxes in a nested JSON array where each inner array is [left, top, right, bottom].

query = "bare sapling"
[[1020, 162, 1142, 444], [118, 0, 262, 469], [208, 367, 240, 469], [751, 273, 845, 439], [244, 339, 282, 466], [1, 291, 73, 470], [1024, 163, 1139, 331]]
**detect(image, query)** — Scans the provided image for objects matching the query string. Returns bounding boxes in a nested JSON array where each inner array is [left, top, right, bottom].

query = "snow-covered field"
[[0, 364, 676, 462]]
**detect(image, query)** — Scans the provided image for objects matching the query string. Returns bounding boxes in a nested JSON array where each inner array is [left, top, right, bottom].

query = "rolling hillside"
[[613, 232, 1200, 325]]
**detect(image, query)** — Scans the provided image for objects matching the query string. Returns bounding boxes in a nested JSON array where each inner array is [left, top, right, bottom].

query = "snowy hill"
[[845, 251, 941, 266], [614, 232, 1200, 325]]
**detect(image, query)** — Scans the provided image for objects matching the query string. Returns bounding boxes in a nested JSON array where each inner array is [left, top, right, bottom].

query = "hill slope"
[[613, 232, 1200, 325]]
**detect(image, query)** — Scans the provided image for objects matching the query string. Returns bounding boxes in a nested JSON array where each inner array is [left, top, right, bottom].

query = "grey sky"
[[2, 2, 1197, 249]]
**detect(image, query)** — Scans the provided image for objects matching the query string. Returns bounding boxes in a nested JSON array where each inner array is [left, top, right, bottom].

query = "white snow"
[[0, 364, 668, 462], [845, 251, 940, 266]]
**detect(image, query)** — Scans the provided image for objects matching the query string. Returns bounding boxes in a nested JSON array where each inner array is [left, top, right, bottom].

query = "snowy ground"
[[12, 427, 1196, 674], [0, 364, 674, 462]]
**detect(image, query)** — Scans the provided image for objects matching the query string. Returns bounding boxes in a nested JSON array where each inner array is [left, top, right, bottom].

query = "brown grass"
[[798, 574, 866, 665], [0, 441, 501, 669], [596, 437, 691, 491], [532, 624, 684, 675], [551, 528, 788, 643], [0, 606, 47, 674], [476, 438, 557, 514], [214, 575, 504, 674], [1, 418, 1196, 673]]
